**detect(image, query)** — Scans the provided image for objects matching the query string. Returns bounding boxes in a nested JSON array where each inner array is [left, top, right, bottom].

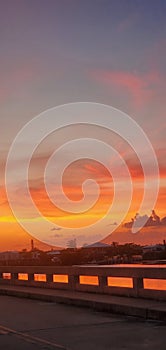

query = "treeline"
[[0, 243, 143, 266]]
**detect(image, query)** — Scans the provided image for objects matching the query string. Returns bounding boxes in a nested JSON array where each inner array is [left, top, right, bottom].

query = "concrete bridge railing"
[[0, 265, 166, 301]]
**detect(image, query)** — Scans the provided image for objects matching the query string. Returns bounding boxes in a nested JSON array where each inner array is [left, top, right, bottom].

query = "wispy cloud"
[[90, 69, 160, 109]]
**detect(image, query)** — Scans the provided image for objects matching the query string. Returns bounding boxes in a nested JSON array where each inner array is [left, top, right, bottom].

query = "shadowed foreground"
[[0, 295, 166, 350]]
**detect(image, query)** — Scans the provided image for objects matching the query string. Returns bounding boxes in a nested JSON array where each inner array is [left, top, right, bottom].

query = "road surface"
[[0, 295, 166, 350]]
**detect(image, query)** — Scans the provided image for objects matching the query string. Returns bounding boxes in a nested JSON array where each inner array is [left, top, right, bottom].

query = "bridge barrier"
[[0, 265, 166, 301]]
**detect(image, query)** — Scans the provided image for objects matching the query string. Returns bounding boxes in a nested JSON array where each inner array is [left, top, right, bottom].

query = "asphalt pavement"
[[0, 295, 166, 350]]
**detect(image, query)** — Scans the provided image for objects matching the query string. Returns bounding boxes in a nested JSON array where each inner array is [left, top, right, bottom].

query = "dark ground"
[[0, 295, 166, 350]]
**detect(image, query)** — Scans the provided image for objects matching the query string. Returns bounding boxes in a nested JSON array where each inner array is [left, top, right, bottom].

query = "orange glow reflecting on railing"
[[34, 274, 46, 282], [144, 279, 166, 291], [107, 277, 133, 288], [53, 274, 68, 283], [2, 273, 11, 279], [18, 273, 28, 281], [1, 268, 166, 293], [79, 275, 99, 285]]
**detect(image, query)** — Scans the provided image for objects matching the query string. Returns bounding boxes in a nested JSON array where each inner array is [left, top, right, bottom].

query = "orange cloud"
[[1, 147, 165, 250], [29, 159, 114, 228]]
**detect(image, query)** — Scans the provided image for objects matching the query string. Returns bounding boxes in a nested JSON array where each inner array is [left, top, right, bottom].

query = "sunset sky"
[[0, 0, 166, 250]]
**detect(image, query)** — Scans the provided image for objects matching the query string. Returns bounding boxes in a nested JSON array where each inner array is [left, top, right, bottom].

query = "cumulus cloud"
[[124, 210, 166, 229]]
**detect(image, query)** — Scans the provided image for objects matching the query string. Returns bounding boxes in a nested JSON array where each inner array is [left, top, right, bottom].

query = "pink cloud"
[[90, 69, 160, 109]]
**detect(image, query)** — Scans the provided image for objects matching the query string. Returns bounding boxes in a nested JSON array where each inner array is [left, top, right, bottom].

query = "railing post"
[[11, 272, 18, 282], [46, 274, 53, 283], [133, 277, 143, 296], [28, 273, 34, 282], [68, 274, 79, 291], [98, 275, 107, 293]]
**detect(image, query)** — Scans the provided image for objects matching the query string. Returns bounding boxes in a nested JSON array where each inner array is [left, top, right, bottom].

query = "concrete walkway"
[[0, 284, 166, 321]]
